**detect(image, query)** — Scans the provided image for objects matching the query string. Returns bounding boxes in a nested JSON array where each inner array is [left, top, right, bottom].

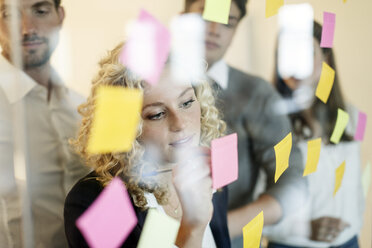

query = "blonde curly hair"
[[71, 42, 226, 209]]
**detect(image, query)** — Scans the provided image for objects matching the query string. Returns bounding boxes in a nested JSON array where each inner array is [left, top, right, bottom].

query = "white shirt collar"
[[0, 55, 37, 104], [207, 59, 229, 89], [0, 55, 67, 103]]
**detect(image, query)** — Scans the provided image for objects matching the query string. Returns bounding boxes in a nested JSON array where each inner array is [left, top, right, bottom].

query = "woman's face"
[[283, 38, 325, 91], [140, 66, 201, 163]]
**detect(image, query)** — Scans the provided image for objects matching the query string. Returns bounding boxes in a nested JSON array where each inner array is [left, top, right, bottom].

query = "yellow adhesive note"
[[315, 62, 335, 103], [274, 132, 292, 183], [203, 0, 232, 24], [137, 209, 180, 248], [362, 162, 371, 198], [243, 211, 264, 248], [87, 86, 143, 154], [303, 138, 322, 177], [265, 0, 284, 18], [334, 161, 346, 196], [330, 109, 349, 144]]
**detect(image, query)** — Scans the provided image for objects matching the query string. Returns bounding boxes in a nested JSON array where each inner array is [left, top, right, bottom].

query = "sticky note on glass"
[[274, 132, 292, 183], [137, 209, 180, 248], [315, 62, 335, 103], [266, 0, 284, 18], [330, 109, 349, 144], [278, 4, 314, 80], [211, 133, 238, 189], [170, 14, 206, 85], [76, 177, 137, 248], [303, 138, 322, 177], [334, 161, 345, 196], [354, 111, 367, 141], [87, 86, 143, 154], [362, 162, 371, 198], [202, 0, 232, 24], [120, 9, 171, 85], [242, 211, 264, 248], [320, 12, 336, 48]]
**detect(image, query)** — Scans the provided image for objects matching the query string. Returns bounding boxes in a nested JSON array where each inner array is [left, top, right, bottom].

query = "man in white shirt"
[[0, 0, 89, 246]]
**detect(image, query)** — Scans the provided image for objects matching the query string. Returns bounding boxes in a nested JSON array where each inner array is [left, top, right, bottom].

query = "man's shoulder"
[[63, 87, 86, 107], [227, 66, 280, 100]]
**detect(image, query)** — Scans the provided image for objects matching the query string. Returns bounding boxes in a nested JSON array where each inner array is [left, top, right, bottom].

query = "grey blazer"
[[213, 66, 307, 217]]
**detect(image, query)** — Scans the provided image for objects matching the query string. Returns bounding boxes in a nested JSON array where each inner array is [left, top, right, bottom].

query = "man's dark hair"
[[53, 0, 61, 8], [185, 0, 248, 19], [233, 0, 248, 19]]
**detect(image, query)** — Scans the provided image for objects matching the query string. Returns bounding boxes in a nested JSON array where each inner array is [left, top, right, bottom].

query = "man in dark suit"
[[184, 0, 307, 246]]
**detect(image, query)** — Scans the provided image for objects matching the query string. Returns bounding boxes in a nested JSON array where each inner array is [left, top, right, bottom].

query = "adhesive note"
[[137, 209, 180, 248], [203, 0, 232, 24], [330, 109, 349, 144], [266, 0, 284, 18], [354, 111, 367, 141], [362, 162, 371, 198], [120, 9, 171, 85], [242, 211, 264, 248], [315, 62, 335, 104], [87, 86, 143, 154], [170, 14, 206, 85], [274, 132, 292, 183], [76, 177, 137, 248], [211, 133, 238, 189], [334, 161, 346, 196], [303, 138, 322, 176], [320, 12, 336, 48], [278, 4, 314, 80]]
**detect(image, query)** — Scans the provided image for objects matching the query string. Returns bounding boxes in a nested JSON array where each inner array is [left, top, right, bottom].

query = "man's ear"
[[57, 6, 65, 25]]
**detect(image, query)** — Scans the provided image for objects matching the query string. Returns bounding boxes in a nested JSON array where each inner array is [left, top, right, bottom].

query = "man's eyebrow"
[[32, 1, 53, 9], [0, 4, 8, 11], [228, 16, 239, 22]]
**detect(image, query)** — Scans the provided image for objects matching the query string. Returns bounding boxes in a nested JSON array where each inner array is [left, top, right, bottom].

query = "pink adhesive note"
[[320, 12, 336, 48], [76, 177, 137, 248], [355, 111, 367, 141], [120, 9, 171, 85], [211, 133, 238, 189]]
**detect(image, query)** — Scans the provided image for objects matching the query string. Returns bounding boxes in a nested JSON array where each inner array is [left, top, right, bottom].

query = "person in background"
[[64, 42, 231, 247], [184, 0, 307, 246], [264, 21, 364, 248], [0, 0, 89, 246]]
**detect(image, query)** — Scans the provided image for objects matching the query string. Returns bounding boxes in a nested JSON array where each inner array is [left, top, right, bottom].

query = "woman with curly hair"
[[64, 42, 230, 247]]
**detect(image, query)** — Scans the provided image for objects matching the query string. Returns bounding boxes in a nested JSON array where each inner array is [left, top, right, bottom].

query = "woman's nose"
[[169, 112, 186, 132]]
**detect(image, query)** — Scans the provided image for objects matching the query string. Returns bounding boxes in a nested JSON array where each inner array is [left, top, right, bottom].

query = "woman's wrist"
[[175, 220, 207, 248]]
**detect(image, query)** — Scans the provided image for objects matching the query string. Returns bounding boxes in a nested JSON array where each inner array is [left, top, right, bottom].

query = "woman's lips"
[[169, 135, 194, 148]]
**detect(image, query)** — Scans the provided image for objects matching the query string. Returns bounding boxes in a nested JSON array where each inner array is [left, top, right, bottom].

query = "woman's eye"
[[147, 112, 165, 120], [181, 99, 195, 108]]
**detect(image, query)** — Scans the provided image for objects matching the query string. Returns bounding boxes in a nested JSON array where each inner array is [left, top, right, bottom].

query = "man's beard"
[[22, 34, 52, 69], [23, 46, 51, 69]]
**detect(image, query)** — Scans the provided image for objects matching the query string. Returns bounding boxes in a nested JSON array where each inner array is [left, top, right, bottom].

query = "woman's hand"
[[310, 217, 350, 242], [172, 147, 213, 247]]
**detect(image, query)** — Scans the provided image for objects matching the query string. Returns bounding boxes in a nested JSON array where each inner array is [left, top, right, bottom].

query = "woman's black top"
[[64, 171, 231, 247]]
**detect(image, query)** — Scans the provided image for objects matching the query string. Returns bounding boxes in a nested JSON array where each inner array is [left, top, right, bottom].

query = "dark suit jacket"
[[64, 172, 231, 247], [214, 66, 306, 215]]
